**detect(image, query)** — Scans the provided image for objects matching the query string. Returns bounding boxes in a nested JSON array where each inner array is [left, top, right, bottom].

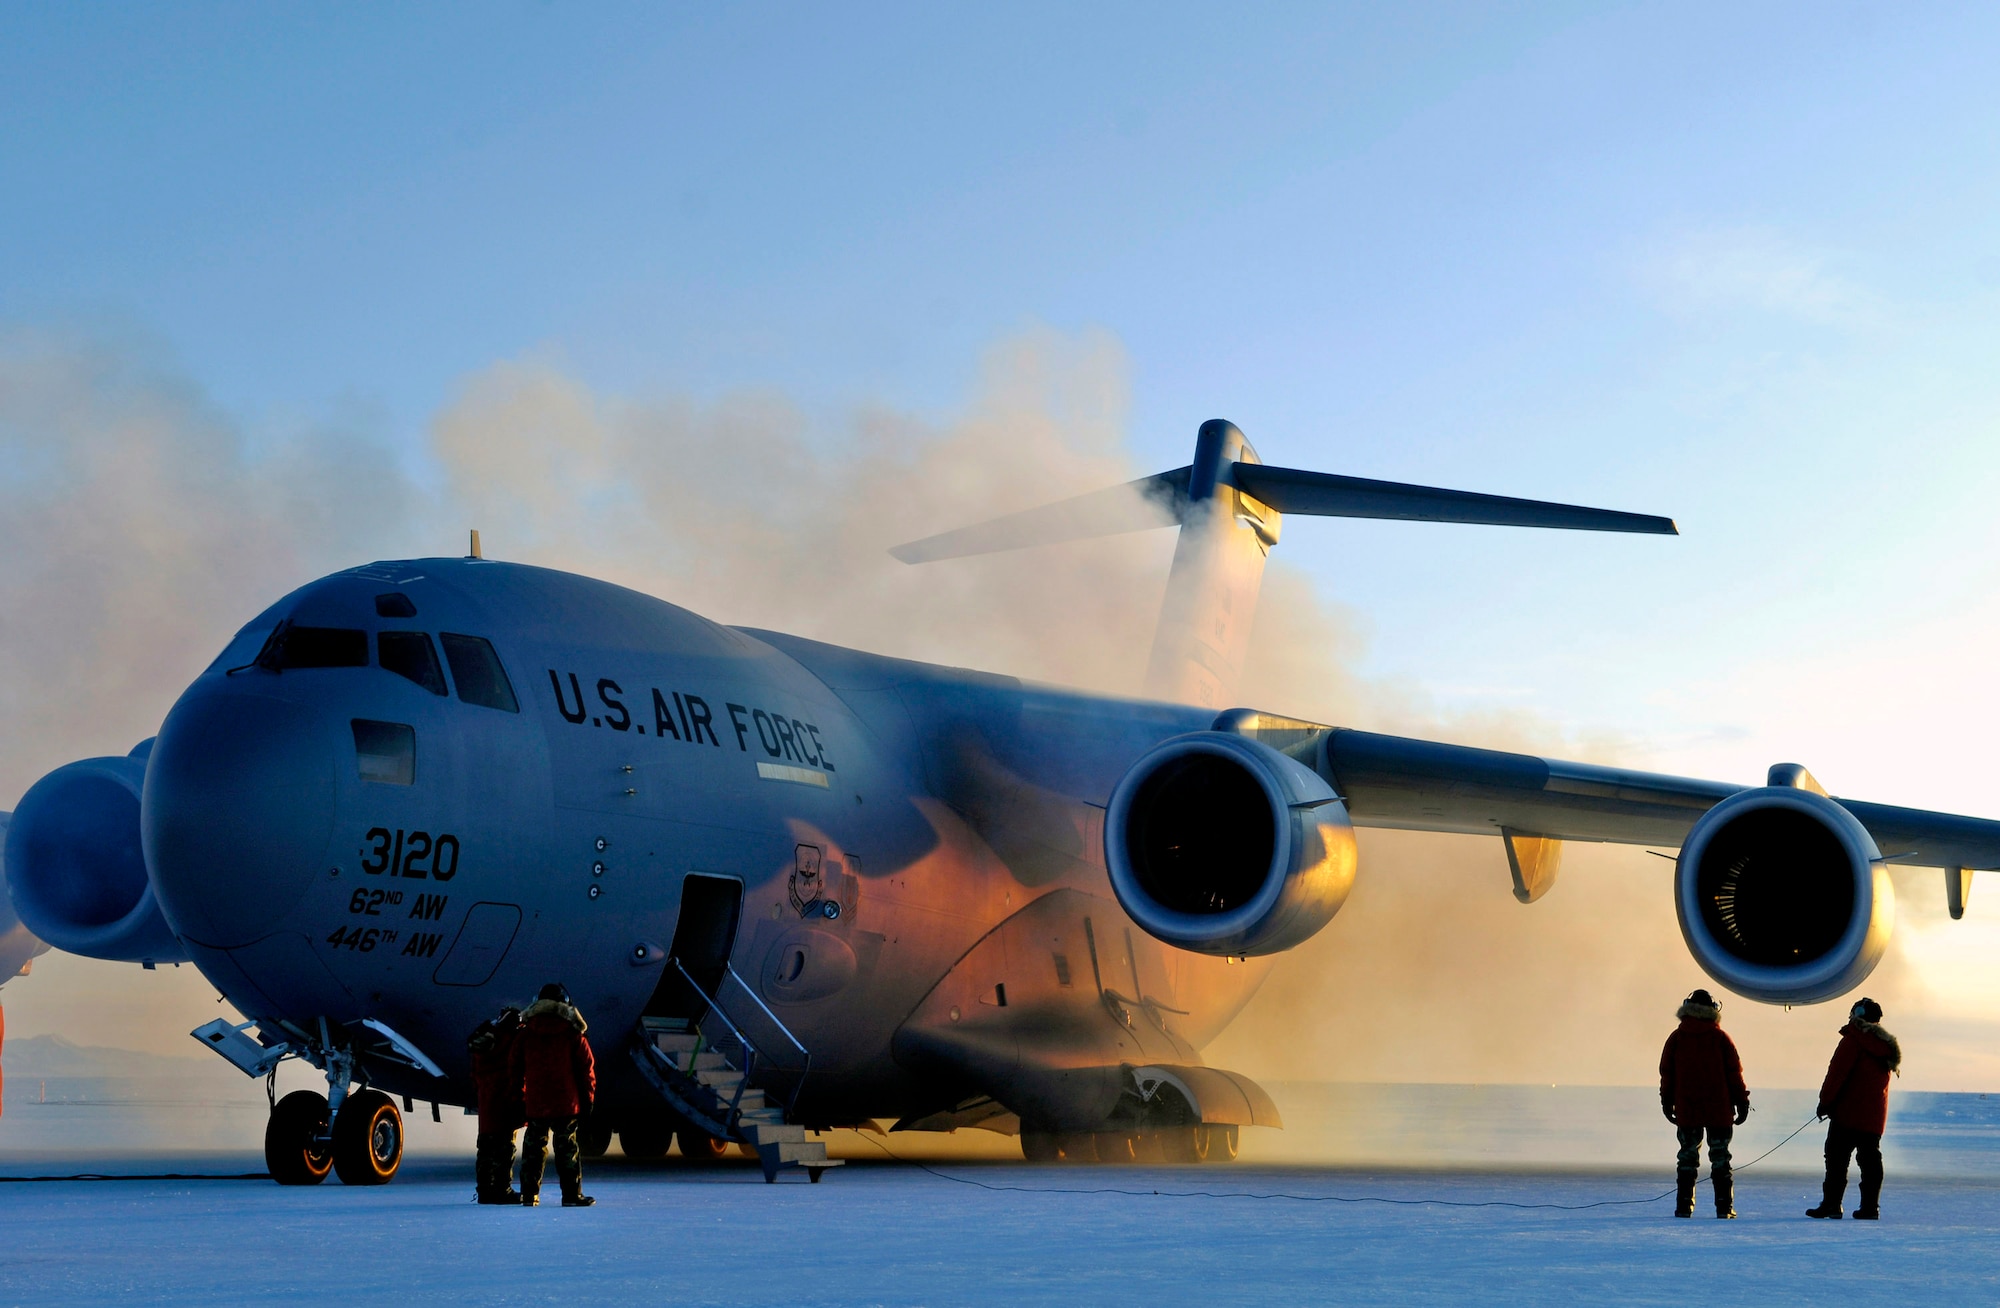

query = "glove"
[[1815, 1103, 1830, 1122], [1661, 1104, 1677, 1124], [1734, 1102, 1750, 1126]]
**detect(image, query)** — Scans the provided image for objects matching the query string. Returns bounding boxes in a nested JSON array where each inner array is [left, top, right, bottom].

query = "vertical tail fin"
[[1140, 420, 1277, 707], [888, 420, 1674, 706]]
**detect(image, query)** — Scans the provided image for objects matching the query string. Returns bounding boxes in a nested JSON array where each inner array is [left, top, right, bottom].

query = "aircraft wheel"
[[1159, 1126, 1201, 1164], [1194, 1123, 1238, 1163], [1094, 1131, 1138, 1164], [1054, 1132, 1098, 1163], [676, 1127, 732, 1164], [579, 1115, 613, 1160], [265, 1090, 333, 1185], [1021, 1131, 1060, 1162], [619, 1119, 673, 1161], [332, 1089, 403, 1185]]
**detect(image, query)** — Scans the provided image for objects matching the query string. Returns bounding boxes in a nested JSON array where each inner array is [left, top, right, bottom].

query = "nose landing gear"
[[199, 1015, 434, 1186], [265, 1090, 333, 1184], [260, 1040, 407, 1186], [332, 1089, 405, 1185]]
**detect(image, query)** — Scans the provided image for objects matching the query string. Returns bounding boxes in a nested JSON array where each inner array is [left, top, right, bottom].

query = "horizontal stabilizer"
[[890, 469, 1188, 564], [1230, 464, 1678, 535]]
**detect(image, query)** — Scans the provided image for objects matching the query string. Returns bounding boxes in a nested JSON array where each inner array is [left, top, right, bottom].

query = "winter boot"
[[1713, 1169, 1736, 1220], [519, 1146, 547, 1208], [1674, 1169, 1696, 1218], [1805, 1175, 1844, 1219], [559, 1168, 595, 1208], [1855, 1176, 1881, 1220]]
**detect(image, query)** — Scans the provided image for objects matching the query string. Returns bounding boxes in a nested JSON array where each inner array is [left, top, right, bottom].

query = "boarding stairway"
[[628, 959, 843, 1183]]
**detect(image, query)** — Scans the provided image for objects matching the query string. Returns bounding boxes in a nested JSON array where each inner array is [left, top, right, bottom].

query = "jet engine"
[[1675, 786, 1893, 1004], [1104, 731, 1356, 957], [3, 743, 187, 964]]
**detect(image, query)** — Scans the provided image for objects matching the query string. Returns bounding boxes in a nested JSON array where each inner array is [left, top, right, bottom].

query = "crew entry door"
[[644, 874, 743, 1029]]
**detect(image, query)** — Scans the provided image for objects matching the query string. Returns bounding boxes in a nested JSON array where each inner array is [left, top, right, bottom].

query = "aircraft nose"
[[142, 683, 336, 949]]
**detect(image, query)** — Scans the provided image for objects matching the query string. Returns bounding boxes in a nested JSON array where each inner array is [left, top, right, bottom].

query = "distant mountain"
[[2, 1034, 214, 1078]]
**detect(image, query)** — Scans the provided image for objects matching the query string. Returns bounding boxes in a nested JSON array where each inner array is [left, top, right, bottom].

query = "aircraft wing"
[[1314, 728, 2000, 870]]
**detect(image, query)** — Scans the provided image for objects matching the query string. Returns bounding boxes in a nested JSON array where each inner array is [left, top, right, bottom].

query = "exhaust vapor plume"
[[0, 324, 1987, 1122]]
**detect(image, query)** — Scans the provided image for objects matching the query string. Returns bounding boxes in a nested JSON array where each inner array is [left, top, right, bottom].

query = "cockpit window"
[[375, 593, 418, 619], [259, 625, 368, 671], [378, 632, 447, 696], [352, 719, 415, 785], [439, 634, 519, 713]]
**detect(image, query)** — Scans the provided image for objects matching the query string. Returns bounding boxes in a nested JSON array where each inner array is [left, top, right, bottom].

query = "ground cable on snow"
[[857, 1114, 1822, 1212]]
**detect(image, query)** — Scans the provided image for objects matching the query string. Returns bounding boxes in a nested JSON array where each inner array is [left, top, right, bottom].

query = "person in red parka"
[[467, 1006, 525, 1205], [1807, 996, 1901, 1220], [510, 982, 597, 1207], [1659, 988, 1750, 1219]]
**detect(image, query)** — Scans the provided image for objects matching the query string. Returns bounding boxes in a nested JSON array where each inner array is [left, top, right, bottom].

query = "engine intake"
[[1106, 732, 1356, 956], [1675, 786, 1892, 1004], [3, 744, 187, 964]]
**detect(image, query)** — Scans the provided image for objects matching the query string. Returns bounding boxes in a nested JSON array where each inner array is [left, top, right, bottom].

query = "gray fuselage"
[[142, 557, 1272, 1127]]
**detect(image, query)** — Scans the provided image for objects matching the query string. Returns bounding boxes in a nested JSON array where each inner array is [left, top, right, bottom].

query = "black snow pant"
[[1824, 1122, 1884, 1212], [1675, 1123, 1733, 1173], [520, 1116, 582, 1198], [474, 1128, 519, 1198]]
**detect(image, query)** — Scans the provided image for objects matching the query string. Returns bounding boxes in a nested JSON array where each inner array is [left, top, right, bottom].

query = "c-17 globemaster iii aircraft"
[[4, 419, 1998, 1186]]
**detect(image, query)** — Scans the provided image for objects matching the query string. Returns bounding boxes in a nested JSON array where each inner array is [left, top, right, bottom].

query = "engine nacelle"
[[1676, 786, 1893, 1004], [1105, 731, 1356, 957], [0, 813, 49, 983], [3, 743, 187, 964]]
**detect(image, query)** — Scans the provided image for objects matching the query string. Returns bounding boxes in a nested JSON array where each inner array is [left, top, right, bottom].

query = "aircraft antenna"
[[468, 529, 483, 560]]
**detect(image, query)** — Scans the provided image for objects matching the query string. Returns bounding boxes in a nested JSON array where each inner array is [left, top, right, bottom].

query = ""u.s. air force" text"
[[547, 670, 836, 771]]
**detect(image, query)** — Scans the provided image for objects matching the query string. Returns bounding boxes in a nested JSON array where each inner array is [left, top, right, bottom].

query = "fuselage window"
[[374, 592, 417, 618], [438, 633, 520, 713], [378, 631, 447, 696], [352, 719, 416, 785], [260, 625, 368, 671]]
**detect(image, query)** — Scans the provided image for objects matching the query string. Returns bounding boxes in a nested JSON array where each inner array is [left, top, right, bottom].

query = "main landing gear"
[[1019, 1123, 1238, 1164]]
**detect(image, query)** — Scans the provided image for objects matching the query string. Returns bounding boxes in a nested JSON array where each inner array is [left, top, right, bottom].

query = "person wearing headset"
[[1807, 996, 1901, 1220]]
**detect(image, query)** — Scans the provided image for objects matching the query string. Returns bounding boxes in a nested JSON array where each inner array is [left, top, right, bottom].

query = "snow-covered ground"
[[3, 1151, 1998, 1305], [8, 1069, 2000, 1304]]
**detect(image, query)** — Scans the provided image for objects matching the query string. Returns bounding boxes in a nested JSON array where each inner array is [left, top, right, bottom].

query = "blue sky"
[[8, 6, 1997, 769], [7, 1, 2000, 785], [9, 2, 2000, 1075]]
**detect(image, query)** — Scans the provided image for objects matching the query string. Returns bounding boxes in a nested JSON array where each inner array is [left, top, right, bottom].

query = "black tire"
[[619, 1118, 673, 1161], [1054, 1132, 1098, 1163], [265, 1090, 333, 1186], [1194, 1123, 1239, 1163], [1094, 1131, 1138, 1164], [1021, 1132, 1061, 1162], [676, 1127, 732, 1164], [332, 1089, 403, 1185], [579, 1115, 613, 1160]]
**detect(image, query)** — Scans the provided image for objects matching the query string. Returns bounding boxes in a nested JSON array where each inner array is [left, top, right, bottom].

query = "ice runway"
[[4, 1153, 1999, 1305]]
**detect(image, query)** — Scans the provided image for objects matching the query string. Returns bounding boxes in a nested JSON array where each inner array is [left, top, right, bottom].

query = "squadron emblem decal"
[[790, 843, 837, 919]]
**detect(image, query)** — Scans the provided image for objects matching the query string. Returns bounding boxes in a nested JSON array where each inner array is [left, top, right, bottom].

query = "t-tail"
[[891, 419, 1677, 707]]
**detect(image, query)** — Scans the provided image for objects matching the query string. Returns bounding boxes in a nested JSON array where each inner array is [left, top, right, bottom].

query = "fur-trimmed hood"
[[522, 997, 587, 1035], [1843, 1018, 1901, 1075], [1676, 1001, 1721, 1023]]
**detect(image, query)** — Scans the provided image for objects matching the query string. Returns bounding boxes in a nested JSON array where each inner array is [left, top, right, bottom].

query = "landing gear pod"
[[4, 746, 186, 964], [1676, 786, 1895, 1004], [1105, 731, 1356, 956]]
